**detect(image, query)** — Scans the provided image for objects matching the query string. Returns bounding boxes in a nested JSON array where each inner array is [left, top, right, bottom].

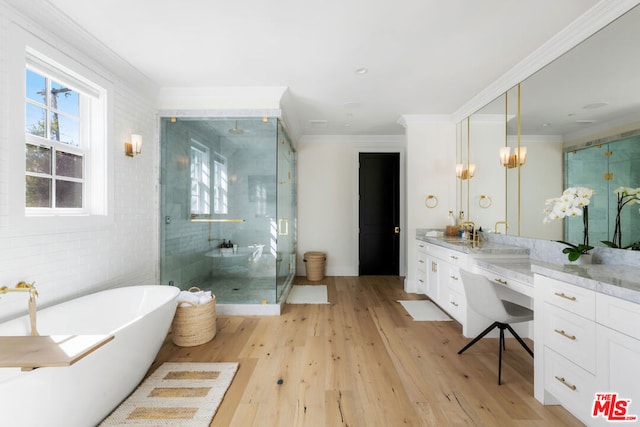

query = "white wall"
[[402, 116, 457, 292], [0, 3, 159, 321], [296, 136, 405, 277]]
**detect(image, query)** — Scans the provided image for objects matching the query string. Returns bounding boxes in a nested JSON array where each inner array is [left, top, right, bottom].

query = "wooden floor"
[[151, 276, 583, 426]]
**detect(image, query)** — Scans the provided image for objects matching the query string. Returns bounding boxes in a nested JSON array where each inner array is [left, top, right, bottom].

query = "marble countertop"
[[416, 234, 530, 256], [531, 262, 640, 303], [416, 229, 640, 304]]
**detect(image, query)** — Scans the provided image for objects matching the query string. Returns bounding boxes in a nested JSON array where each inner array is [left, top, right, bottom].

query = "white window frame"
[[4, 25, 113, 236], [25, 65, 89, 214], [190, 139, 211, 216], [212, 152, 228, 215]]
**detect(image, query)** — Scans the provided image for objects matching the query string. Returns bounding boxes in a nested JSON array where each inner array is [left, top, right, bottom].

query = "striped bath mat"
[[100, 362, 238, 426]]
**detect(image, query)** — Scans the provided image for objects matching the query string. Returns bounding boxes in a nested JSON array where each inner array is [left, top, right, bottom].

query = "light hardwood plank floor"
[[150, 276, 584, 426]]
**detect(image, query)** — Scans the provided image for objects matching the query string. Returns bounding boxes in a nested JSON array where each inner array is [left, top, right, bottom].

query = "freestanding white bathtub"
[[0, 285, 179, 427]]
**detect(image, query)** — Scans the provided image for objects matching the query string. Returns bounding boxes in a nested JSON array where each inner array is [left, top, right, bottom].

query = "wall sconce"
[[125, 134, 142, 157], [455, 163, 476, 180], [499, 146, 527, 168]]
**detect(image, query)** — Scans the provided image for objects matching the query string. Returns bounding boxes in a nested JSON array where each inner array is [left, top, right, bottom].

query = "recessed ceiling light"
[[355, 68, 368, 75], [583, 102, 609, 110]]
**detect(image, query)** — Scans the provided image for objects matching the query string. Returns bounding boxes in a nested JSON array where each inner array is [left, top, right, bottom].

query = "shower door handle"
[[278, 218, 289, 235]]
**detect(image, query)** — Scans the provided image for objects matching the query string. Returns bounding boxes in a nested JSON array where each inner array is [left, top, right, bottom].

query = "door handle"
[[394, 226, 400, 234]]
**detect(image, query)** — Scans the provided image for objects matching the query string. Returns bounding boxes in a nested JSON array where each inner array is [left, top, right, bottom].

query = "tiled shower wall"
[[160, 119, 278, 290], [0, 3, 160, 321]]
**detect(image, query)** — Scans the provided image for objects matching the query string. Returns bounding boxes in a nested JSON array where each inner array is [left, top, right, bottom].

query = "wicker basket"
[[303, 251, 326, 281], [171, 287, 216, 347]]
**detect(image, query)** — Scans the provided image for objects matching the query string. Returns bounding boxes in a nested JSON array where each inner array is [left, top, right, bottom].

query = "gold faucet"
[[460, 221, 481, 245], [495, 221, 509, 234], [0, 281, 39, 336]]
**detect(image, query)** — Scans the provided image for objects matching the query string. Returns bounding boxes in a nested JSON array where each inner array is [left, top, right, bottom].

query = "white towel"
[[178, 289, 212, 306]]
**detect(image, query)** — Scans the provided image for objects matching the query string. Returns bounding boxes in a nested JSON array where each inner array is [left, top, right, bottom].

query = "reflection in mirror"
[[515, 5, 640, 240], [456, 117, 470, 223], [465, 5, 640, 241], [565, 133, 640, 247], [468, 94, 506, 232]]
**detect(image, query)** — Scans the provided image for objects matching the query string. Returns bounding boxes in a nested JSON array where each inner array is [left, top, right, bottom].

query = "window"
[[23, 49, 107, 217], [212, 153, 228, 214], [190, 140, 210, 215]]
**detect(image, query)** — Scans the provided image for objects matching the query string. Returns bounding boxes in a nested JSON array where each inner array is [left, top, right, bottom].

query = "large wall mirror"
[[462, 4, 640, 245]]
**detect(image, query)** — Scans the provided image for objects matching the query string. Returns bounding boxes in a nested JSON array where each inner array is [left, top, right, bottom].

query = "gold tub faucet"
[[0, 281, 39, 336]]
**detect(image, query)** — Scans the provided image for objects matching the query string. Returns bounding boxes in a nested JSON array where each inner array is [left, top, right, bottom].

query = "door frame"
[[353, 145, 406, 277]]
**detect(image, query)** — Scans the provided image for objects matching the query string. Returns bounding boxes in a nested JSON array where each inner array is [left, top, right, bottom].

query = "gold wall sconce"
[[499, 146, 526, 168], [456, 163, 476, 180], [125, 134, 143, 157]]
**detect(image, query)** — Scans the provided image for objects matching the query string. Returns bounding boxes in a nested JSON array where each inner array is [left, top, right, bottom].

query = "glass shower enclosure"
[[160, 117, 296, 304]]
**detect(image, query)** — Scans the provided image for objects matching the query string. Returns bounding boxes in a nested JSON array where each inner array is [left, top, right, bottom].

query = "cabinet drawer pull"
[[450, 275, 459, 281], [554, 292, 577, 301], [419, 244, 425, 248], [418, 260, 425, 263], [494, 278, 508, 285], [554, 376, 577, 391], [418, 279, 425, 283], [450, 255, 458, 260], [554, 329, 577, 340], [450, 301, 459, 307]]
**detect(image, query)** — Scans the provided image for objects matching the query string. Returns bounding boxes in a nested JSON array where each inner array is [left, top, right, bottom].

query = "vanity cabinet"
[[535, 274, 640, 426], [416, 241, 428, 294], [417, 240, 469, 326]]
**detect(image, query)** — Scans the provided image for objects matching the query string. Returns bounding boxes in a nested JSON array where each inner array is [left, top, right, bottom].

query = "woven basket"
[[171, 287, 216, 347], [303, 251, 326, 281]]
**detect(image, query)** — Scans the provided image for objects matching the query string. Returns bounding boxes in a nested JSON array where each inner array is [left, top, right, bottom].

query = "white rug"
[[286, 285, 329, 304], [100, 362, 238, 426], [398, 300, 451, 321]]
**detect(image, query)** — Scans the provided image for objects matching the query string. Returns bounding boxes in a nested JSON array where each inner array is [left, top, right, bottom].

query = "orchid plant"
[[602, 186, 640, 249], [543, 187, 595, 261]]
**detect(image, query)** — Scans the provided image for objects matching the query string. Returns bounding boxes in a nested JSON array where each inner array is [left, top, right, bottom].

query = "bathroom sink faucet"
[[0, 281, 39, 336]]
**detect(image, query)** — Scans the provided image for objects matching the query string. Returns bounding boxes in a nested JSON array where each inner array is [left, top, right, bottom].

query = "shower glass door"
[[276, 121, 296, 301], [160, 117, 283, 304]]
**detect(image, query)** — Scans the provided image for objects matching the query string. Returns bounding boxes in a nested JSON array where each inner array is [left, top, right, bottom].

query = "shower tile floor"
[[197, 277, 281, 304]]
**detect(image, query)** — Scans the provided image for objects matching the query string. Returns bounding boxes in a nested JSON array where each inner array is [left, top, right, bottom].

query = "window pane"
[[50, 112, 79, 146], [51, 81, 79, 116], [56, 151, 83, 178], [26, 69, 46, 104], [26, 103, 46, 137], [56, 180, 82, 208], [26, 176, 51, 207], [26, 144, 52, 174]]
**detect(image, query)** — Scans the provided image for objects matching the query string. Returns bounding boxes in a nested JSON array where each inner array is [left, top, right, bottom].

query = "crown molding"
[[453, 0, 640, 123]]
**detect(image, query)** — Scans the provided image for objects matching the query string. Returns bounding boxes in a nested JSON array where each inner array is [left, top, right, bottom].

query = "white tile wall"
[[0, 5, 160, 321]]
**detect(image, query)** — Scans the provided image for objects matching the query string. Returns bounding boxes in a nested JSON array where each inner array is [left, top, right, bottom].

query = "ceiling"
[[37, 0, 602, 140]]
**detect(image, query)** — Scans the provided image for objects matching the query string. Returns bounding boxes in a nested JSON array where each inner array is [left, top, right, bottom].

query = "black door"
[[359, 152, 400, 275]]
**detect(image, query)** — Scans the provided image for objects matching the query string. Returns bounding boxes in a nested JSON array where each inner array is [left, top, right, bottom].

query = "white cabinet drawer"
[[483, 270, 533, 298], [417, 251, 427, 273], [541, 276, 595, 319], [544, 303, 596, 374], [544, 348, 596, 422], [444, 264, 463, 294], [447, 289, 466, 323], [596, 293, 640, 341], [427, 243, 468, 268]]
